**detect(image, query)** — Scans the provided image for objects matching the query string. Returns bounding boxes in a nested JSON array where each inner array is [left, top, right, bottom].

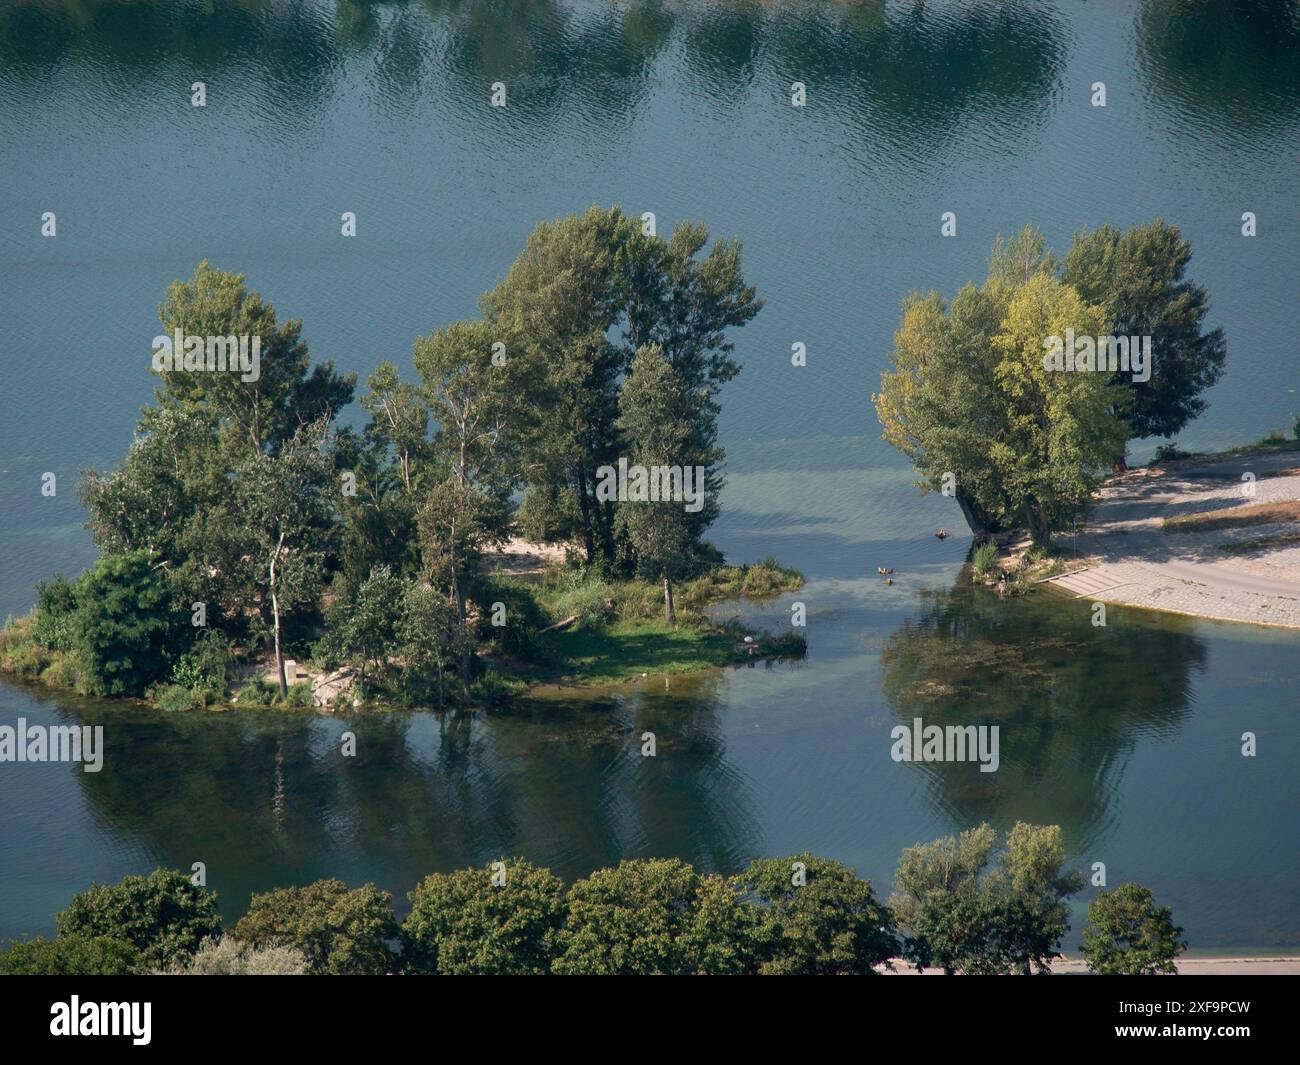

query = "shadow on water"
[[1137, 0, 1300, 140], [879, 580, 1207, 853], [0, 0, 1067, 157], [9, 667, 759, 923]]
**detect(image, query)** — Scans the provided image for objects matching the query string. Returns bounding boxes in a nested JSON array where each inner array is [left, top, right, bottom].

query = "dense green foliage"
[[4, 210, 791, 708], [1081, 882, 1187, 975], [876, 222, 1225, 541], [889, 822, 1085, 974], [0, 935, 141, 975], [9, 835, 1182, 975], [54, 869, 222, 969], [230, 879, 399, 975], [403, 859, 567, 975]]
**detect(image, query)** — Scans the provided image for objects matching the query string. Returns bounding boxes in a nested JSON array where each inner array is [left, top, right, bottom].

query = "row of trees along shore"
[[874, 220, 1226, 544], [2, 206, 785, 707], [1, 823, 1186, 976]]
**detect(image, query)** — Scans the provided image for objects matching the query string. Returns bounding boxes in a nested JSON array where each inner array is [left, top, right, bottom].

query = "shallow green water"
[[1, 0, 1297, 950]]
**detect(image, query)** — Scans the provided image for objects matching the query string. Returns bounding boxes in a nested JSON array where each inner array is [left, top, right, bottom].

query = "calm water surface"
[[1, 0, 1297, 949]]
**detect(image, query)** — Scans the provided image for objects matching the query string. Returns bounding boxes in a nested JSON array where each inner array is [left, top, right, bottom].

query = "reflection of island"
[[57, 669, 759, 922], [1137, 0, 1300, 136], [1, 0, 1064, 155], [880, 581, 1206, 852]]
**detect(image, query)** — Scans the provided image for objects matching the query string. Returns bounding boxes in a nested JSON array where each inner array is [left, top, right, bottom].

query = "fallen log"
[[538, 613, 580, 635]]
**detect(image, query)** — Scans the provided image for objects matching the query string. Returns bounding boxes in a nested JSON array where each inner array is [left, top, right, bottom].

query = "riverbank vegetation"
[[0, 823, 1185, 977], [875, 221, 1228, 545], [0, 207, 806, 710]]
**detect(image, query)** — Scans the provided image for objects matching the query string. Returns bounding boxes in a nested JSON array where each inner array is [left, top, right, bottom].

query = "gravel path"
[[1045, 451, 1300, 629]]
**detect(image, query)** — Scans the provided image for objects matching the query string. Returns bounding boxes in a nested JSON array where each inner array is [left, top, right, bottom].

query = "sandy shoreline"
[[881, 956, 1300, 975], [1043, 450, 1300, 629]]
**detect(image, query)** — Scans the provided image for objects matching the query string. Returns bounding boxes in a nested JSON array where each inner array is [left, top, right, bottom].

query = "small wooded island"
[[0, 208, 805, 711]]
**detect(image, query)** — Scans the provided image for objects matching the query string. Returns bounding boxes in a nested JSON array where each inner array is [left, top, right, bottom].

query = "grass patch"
[[1218, 532, 1300, 555], [1163, 500, 1300, 533]]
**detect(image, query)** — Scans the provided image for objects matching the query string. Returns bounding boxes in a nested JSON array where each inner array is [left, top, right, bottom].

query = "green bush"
[[403, 859, 566, 975], [32, 573, 79, 652], [0, 935, 141, 975], [970, 542, 1000, 582], [231, 880, 399, 975], [169, 629, 232, 698], [234, 678, 278, 707], [55, 868, 223, 970], [284, 681, 315, 708], [152, 683, 205, 712], [68, 550, 180, 697], [545, 575, 617, 629], [1153, 442, 1192, 463]]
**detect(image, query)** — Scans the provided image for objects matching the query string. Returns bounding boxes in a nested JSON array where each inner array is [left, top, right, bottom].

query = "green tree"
[[396, 579, 461, 708], [236, 422, 337, 699], [892, 823, 1082, 974], [1082, 882, 1187, 975], [413, 320, 522, 679], [231, 879, 399, 975], [876, 230, 1128, 543], [69, 550, 179, 696], [732, 854, 897, 974], [153, 260, 354, 456], [486, 206, 759, 567], [402, 859, 567, 975], [322, 564, 404, 685], [615, 345, 722, 620], [0, 935, 141, 975], [55, 869, 222, 969], [1062, 220, 1226, 461], [553, 858, 734, 975], [992, 822, 1085, 974]]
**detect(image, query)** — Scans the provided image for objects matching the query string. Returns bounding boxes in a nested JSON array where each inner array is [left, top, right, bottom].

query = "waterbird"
[[935, 529, 949, 540]]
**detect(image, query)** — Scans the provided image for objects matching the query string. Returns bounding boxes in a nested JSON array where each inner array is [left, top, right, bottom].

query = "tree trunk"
[[453, 577, 472, 682], [954, 487, 1003, 537], [663, 575, 676, 624], [1026, 506, 1052, 547], [269, 533, 288, 702], [575, 467, 596, 564]]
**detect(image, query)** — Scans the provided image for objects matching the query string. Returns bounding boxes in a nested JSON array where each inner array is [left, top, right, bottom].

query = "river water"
[[0, 0, 1297, 950]]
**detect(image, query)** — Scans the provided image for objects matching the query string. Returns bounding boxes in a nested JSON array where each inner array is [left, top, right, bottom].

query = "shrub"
[[163, 935, 307, 975], [403, 859, 566, 975], [284, 681, 315, 708], [152, 683, 205, 712], [169, 629, 232, 699], [32, 574, 78, 652], [732, 854, 897, 975], [1081, 883, 1187, 975], [234, 678, 278, 706], [55, 868, 222, 969], [553, 859, 753, 976], [68, 550, 179, 697], [231, 879, 399, 975], [0, 935, 141, 975], [474, 578, 550, 657], [1153, 442, 1192, 463], [970, 542, 1000, 582], [545, 575, 617, 629]]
